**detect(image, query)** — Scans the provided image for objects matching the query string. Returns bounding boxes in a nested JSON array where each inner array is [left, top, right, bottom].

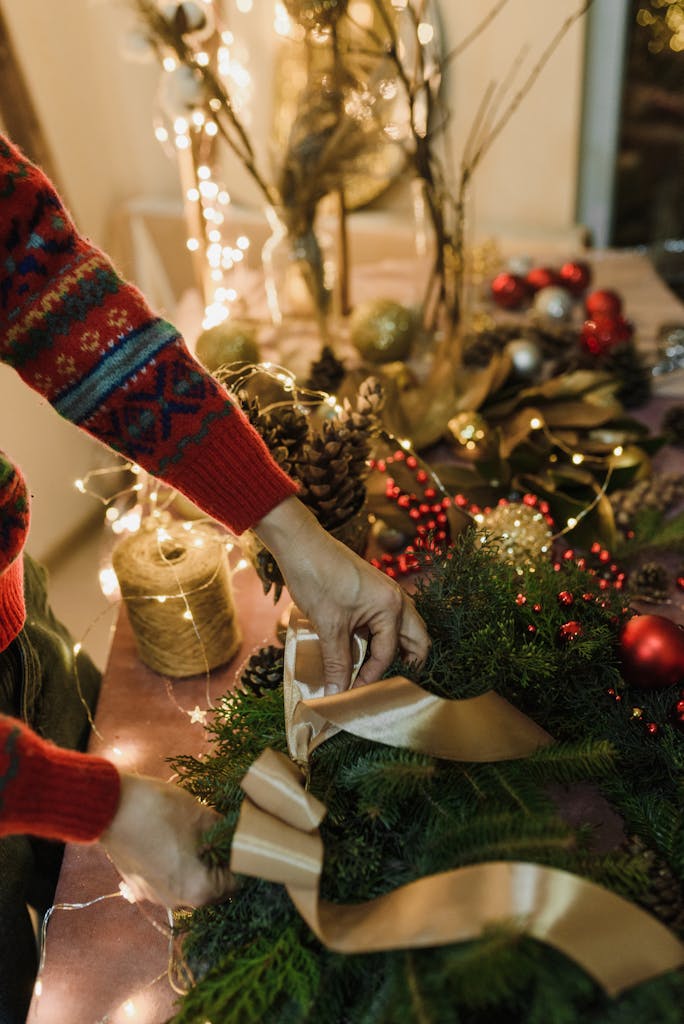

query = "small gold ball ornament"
[[447, 411, 491, 460], [350, 299, 416, 365], [195, 321, 260, 373], [475, 502, 553, 568]]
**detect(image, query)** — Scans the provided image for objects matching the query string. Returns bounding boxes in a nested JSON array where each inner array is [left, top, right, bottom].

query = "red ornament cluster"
[[368, 449, 451, 577], [490, 260, 592, 311]]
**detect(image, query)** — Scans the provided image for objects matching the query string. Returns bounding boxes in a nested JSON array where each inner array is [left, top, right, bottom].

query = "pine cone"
[[604, 342, 652, 409], [239, 645, 285, 697], [630, 561, 670, 603], [663, 404, 684, 446], [329, 376, 385, 479], [259, 406, 310, 475], [305, 344, 346, 395], [298, 436, 361, 530], [236, 390, 263, 429], [609, 473, 684, 529], [620, 833, 684, 932]]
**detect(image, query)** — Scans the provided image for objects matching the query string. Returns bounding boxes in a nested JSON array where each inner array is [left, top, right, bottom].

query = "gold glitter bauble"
[[283, 0, 348, 28], [475, 502, 553, 568], [447, 411, 491, 460], [350, 299, 416, 365], [195, 321, 259, 373]]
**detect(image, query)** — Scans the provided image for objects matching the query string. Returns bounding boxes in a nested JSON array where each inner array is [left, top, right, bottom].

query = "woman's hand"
[[101, 773, 234, 907], [254, 496, 430, 692]]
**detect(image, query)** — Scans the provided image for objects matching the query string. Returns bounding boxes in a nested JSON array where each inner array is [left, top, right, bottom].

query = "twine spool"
[[112, 522, 241, 677]]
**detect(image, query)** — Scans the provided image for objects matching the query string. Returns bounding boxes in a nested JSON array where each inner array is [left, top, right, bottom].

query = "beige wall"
[[0, 0, 588, 557]]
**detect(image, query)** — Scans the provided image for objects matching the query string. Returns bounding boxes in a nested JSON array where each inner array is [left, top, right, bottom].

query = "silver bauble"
[[533, 285, 574, 321], [506, 254, 533, 276], [506, 338, 543, 379]]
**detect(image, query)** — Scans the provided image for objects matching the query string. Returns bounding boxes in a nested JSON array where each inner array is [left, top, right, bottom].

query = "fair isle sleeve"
[[0, 714, 121, 843], [0, 135, 296, 535]]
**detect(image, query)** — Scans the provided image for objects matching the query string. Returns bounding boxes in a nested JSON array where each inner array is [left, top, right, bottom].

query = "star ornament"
[[188, 705, 208, 726]]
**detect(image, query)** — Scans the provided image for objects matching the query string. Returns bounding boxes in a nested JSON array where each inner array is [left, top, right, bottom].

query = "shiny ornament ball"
[[533, 285, 574, 321], [619, 614, 684, 690], [559, 621, 583, 643], [506, 338, 543, 379], [475, 502, 553, 568], [506, 254, 534, 277], [585, 288, 622, 318], [580, 314, 633, 357], [195, 321, 260, 372], [559, 260, 592, 296], [526, 266, 560, 292], [558, 590, 575, 606], [283, 0, 348, 27], [490, 272, 529, 310], [350, 299, 416, 364]]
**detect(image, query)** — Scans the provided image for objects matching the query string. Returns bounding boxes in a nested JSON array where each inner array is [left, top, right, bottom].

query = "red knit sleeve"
[[0, 715, 121, 843], [0, 134, 296, 535]]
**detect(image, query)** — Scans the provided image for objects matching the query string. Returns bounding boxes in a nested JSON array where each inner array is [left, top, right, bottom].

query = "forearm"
[[0, 133, 296, 535], [0, 716, 120, 843]]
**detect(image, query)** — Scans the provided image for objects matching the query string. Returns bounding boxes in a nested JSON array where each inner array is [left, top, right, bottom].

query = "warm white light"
[[105, 506, 119, 522], [400, 438, 412, 449], [187, 238, 200, 252], [175, 135, 190, 150], [571, 453, 584, 465], [205, 121, 218, 136], [157, 595, 167, 603], [119, 881, 136, 903], [613, 445, 623, 457], [154, 126, 169, 143], [73, 642, 82, 655], [183, 609, 193, 621], [200, 180, 219, 199], [567, 517, 578, 528], [196, 51, 210, 66], [33, 980, 43, 998], [209, 229, 221, 242], [417, 22, 434, 44], [99, 567, 119, 598], [218, 190, 231, 205], [187, 187, 200, 202], [221, 30, 234, 44], [163, 56, 177, 72], [75, 478, 85, 493], [183, 521, 193, 531], [198, 165, 211, 180], [123, 1000, 136, 1018], [236, 235, 250, 250], [192, 110, 205, 127], [529, 417, 542, 430], [236, 0, 253, 11], [235, 558, 249, 571], [174, 117, 189, 134]]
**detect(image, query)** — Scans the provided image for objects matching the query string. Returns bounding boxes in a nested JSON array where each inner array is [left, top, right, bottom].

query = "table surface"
[[27, 250, 684, 1024]]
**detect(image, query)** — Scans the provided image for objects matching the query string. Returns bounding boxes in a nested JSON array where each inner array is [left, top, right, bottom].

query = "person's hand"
[[253, 496, 430, 691], [100, 773, 234, 907]]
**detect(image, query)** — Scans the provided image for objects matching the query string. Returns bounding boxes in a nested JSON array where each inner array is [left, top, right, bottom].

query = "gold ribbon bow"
[[230, 611, 684, 996]]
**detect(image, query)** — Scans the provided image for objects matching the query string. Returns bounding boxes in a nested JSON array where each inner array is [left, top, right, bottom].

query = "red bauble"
[[585, 288, 622, 318], [619, 614, 684, 690], [559, 260, 592, 296], [559, 621, 583, 643], [525, 266, 560, 292], [557, 590, 575, 606], [490, 272, 529, 310], [580, 314, 633, 356]]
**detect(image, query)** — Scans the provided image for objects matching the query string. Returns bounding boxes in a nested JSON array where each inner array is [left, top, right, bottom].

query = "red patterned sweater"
[[0, 134, 296, 842]]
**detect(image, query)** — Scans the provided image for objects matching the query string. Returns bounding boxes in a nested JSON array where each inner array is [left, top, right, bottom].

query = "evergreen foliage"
[[169, 531, 684, 1023]]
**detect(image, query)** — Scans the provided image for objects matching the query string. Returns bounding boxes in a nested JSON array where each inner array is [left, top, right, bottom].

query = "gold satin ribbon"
[[284, 608, 552, 765], [230, 612, 684, 996]]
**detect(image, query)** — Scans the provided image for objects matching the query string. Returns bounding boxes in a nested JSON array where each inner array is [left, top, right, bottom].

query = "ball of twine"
[[112, 522, 241, 678]]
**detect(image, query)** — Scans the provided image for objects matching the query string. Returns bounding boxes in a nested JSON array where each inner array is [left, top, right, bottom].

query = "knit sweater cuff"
[[0, 719, 121, 843], [0, 555, 26, 653], [162, 403, 299, 535]]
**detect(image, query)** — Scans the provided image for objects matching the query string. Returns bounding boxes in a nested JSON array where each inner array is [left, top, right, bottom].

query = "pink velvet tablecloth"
[[26, 250, 684, 1024]]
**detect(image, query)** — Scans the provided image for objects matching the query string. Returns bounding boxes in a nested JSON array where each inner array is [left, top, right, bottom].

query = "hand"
[[254, 496, 430, 691], [101, 773, 234, 907]]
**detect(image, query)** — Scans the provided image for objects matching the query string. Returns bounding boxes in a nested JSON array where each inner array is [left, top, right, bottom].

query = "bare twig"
[[443, 0, 513, 66]]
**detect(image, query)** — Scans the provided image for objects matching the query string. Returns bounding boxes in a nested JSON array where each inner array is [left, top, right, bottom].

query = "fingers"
[[355, 618, 397, 686], [398, 594, 431, 667], [319, 625, 354, 694]]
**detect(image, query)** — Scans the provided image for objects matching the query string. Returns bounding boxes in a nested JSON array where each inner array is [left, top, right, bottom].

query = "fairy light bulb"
[[205, 121, 218, 136], [73, 642, 82, 655], [75, 478, 85, 493], [529, 417, 542, 430], [33, 979, 43, 998], [187, 238, 200, 251], [154, 126, 168, 143], [176, 135, 190, 150], [198, 165, 211, 180], [195, 51, 210, 66], [567, 517, 578, 528], [187, 186, 200, 202], [183, 609, 194, 621], [417, 22, 434, 44], [571, 453, 584, 465], [613, 445, 623, 457], [162, 56, 177, 72]]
